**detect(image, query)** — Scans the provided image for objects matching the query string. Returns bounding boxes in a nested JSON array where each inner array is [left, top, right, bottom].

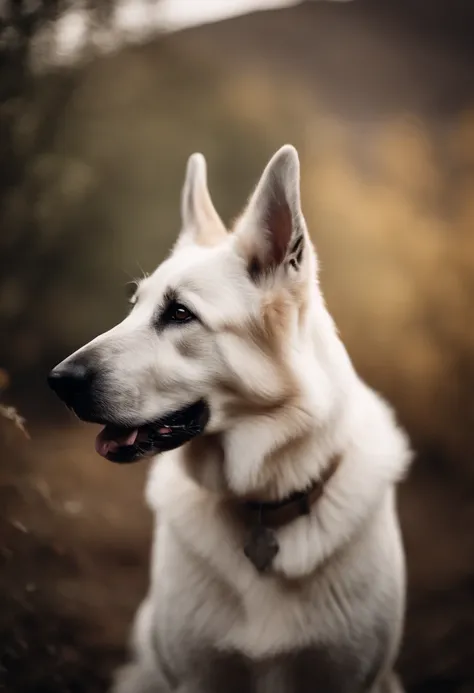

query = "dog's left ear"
[[235, 145, 309, 281], [177, 153, 228, 248]]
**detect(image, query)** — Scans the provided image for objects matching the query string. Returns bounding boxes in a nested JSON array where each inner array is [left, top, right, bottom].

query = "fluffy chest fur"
[[144, 441, 405, 680]]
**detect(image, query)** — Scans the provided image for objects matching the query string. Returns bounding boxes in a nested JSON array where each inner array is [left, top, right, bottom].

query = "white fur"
[[67, 146, 411, 692]]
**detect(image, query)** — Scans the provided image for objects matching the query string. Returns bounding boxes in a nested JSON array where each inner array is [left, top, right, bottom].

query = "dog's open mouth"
[[94, 399, 210, 463]]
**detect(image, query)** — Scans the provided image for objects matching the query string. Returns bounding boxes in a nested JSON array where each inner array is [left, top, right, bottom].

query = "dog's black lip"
[[91, 399, 207, 431], [99, 399, 210, 464]]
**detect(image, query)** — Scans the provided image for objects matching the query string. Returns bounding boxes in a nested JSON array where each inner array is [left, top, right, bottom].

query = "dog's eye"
[[164, 302, 195, 325]]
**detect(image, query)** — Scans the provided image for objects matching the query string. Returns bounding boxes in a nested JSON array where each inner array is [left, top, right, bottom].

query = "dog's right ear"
[[176, 153, 227, 249]]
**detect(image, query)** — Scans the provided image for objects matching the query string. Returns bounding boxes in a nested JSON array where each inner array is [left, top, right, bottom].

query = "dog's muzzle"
[[48, 357, 210, 463]]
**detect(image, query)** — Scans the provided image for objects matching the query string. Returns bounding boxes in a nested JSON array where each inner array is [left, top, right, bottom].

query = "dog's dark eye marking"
[[162, 301, 196, 326]]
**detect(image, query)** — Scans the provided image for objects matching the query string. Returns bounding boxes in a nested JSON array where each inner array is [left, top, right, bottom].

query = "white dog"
[[49, 145, 411, 693]]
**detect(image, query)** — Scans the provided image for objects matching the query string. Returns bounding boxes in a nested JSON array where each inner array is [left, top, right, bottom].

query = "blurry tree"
[[0, 0, 149, 374]]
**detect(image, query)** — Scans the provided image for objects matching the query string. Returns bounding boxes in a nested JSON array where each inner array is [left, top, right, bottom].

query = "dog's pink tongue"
[[95, 426, 138, 457]]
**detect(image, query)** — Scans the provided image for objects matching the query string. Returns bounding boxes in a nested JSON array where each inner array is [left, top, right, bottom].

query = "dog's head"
[[49, 145, 335, 463]]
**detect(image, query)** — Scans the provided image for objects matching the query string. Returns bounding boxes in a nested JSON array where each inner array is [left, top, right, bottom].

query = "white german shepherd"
[[49, 145, 411, 693]]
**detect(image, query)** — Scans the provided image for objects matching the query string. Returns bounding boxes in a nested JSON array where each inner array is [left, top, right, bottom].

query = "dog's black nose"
[[48, 361, 93, 410]]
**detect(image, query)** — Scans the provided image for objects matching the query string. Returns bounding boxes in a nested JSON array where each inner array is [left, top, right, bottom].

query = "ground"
[[2, 411, 474, 693], [0, 418, 150, 693]]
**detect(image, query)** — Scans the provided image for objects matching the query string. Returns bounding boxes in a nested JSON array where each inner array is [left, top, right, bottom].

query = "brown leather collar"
[[240, 454, 341, 530]]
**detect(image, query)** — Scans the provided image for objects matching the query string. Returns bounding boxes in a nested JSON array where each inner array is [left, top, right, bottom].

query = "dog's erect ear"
[[235, 145, 309, 280], [177, 153, 227, 248]]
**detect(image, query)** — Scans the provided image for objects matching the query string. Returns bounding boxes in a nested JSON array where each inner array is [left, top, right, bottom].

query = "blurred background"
[[1, 0, 474, 691]]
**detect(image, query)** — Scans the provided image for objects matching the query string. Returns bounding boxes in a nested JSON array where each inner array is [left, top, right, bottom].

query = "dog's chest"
[[154, 562, 389, 693], [189, 641, 378, 693]]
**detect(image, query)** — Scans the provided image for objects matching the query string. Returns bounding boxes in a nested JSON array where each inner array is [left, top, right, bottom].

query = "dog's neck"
[[184, 305, 354, 502], [240, 452, 341, 522], [182, 396, 344, 504]]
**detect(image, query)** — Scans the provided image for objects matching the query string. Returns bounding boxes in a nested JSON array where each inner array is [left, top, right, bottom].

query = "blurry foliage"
[[0, 369, 28, 440], [0, 0, 137, 379], [0, 28, 274, 378]]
